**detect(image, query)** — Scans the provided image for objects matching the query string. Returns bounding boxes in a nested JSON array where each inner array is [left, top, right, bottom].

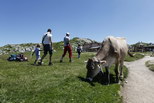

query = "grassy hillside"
[[0, 50, 126, 103], [125, 52, 145, 62]]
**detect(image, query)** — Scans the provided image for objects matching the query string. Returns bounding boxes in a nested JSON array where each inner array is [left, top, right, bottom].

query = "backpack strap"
[[42, 34, 47, 44]]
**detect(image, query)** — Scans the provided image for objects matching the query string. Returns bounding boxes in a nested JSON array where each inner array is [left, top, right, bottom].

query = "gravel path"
[[122, 56, 154, 103]]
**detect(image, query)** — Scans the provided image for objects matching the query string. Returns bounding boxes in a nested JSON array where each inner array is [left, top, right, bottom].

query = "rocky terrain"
[[0, 38, 99, 55], [0, 43, 36, 55]]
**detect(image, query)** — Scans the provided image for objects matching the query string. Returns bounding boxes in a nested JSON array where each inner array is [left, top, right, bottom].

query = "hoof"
[[49, 62, 53, 66], [60, 60, 63, 63]]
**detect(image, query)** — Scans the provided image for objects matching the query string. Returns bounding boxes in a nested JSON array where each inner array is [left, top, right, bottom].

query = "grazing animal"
[[86, 36, 133, 84]]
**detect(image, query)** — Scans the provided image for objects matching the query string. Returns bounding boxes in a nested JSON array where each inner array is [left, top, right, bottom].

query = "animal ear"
[[96, 60, 106, 64], [108, 38, 119, 54], [85, 58, 92, 63], [99, 60, 106, 64]]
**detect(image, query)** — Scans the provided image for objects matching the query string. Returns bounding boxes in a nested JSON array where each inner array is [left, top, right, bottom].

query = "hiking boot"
[[69, 59, 72, 62], [49, 62, 53, 66], [38, 61, 42, 65]]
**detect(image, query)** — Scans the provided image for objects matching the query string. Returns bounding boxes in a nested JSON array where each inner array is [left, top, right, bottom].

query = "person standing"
[[32, 44, 41, 65], [60, 32, 72, 62], [77, 44, 82, 58], [39, 29, 53, 65]]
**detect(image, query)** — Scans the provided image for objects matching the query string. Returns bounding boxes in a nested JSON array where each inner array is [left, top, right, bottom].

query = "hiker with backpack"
[[32, 44, 41, 65], [39, 29, 53, 65]]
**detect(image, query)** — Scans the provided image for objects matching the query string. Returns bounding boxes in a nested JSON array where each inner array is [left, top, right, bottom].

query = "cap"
[[66, 32, 70, 35]]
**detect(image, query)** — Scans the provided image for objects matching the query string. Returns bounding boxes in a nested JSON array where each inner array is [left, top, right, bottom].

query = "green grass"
[[0, 51, 131, 103], [124, 52, 145, 62], [146, 61, 154, 72]]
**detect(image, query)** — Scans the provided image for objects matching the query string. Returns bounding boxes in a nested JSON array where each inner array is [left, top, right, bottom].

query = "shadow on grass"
[[30, 63, 54, 66], [78, 72, 117, 86], [78, 76, 95, 86]]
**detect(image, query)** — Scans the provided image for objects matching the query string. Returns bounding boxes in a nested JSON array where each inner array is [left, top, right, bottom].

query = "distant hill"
[[1, 38, 154, 55], [0, 37, 99, 55], [131, 42, 149, 47]]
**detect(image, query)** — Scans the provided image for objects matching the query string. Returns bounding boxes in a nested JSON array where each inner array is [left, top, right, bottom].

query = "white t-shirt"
[[64, 36, 70, 46], [35, 47, 40, 56], [42, 32, 52, 44]]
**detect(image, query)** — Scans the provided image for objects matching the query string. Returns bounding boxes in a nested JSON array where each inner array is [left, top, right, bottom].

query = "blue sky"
[[0, 0, 154, 46]]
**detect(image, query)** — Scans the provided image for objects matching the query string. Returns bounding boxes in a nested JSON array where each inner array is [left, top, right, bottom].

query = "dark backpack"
[[16, 53, 28, 61]]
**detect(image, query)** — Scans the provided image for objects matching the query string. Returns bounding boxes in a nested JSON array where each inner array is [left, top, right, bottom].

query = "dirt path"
[[122, 56, 154, 103]]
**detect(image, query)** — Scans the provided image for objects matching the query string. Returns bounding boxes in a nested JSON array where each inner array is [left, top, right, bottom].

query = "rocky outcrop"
[[0, 44, 36, 55], [71, 37, 98, 45], [70, 37, 100, 51], [0, 37, 100, 55]]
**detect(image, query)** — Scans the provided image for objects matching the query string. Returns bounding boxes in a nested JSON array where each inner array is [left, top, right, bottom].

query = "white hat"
[[66, 32, 70, 35]]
